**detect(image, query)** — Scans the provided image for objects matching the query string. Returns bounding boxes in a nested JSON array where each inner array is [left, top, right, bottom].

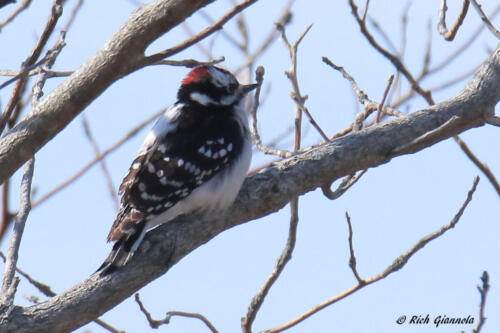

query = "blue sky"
[[1, 1, 499, 332]]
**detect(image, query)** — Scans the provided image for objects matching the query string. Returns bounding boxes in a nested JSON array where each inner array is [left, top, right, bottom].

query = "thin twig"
[[234, 0, 294, 74], [93, 319, 125, 333], [0, 0, 32, 30], [0, 158, 35, 307], [453, 136, 500, 196], [81, 116, 119, 211], [243, 62, 304, 330], [0, 251, 55, 297], [349, 0, 434, 105], [263, 176, 480, 333], [420, 20, 433, 79], [322, 57, 402, 140], [390, 5, 500, 109], [321, 170, 368, 200], [249, 66, 293, 158], [0, 58, 225, 81], [62, 0, 83, 32], [278, 23, 330, 142], [473, 271, 490, 333], [198, 9, 245, 51], [242, 198, 299, 333], [151, 56, 226, 68], [141, 0, 259, 67], [369, 18, 399, 55], [375, 74, 394, 122], [0, 0, 63, 134], [438, 0, 471, 41], [0, 181, 14, 241], [429, 4, 500, 75], [322, 57, 403, 120], [32, 31, 67, 105], [361, 0, 370, 23], [181, 22, 213, 60], [470, 0, 500, 39], [32, 109, 163, 208], [345, 212, 364, 284], [134, 293, 218, 332], [0, 69, 73, 78]]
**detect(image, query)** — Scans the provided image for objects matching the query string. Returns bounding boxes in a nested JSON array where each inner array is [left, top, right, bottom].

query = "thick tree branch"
[[0, 44, 499, 333]]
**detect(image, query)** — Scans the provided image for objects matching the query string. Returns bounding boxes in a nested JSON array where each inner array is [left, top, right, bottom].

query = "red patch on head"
[[182, 66, 210, 86]]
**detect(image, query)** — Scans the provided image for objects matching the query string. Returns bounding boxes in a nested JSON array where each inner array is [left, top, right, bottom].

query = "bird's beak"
[[240, 83, 259, 95]]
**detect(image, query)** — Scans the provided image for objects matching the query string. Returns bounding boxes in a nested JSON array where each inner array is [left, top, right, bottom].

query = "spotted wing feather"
[[107, 105, 244, 243]]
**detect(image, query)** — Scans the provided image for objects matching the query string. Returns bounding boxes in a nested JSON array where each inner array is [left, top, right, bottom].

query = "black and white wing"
[[99, 103, 251, 272]]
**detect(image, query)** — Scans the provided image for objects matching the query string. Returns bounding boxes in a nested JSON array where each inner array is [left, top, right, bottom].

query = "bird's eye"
[[228, 83, 238, 92]]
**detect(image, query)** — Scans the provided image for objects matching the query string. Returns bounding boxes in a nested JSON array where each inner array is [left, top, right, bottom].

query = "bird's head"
[[177, 65, 258, 107]]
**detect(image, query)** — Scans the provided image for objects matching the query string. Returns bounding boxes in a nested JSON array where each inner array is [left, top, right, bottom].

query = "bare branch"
[[278, 23, 330, 143], [375, 74, 394, 122], [243, 46, 304, 330], [0, 69, 73, 78], [453, 136, 500, 196], [62, 0, 83, 32], [141, 0, 259, 66], [0, 181, 14, 241], [0, 251, 55, 297], [344, 212, 364, 284], [470, 0, 500, 39], [0, 0, 63, 134], [32, 31, 67, 105], [322, 170, 367, 200], [249, 66, 293, 158], [234, 0, 294, 74], [361, 0, 370, 23], [473, 271, 490, 333], [0, 158, 35, 307], [263, 176, 480, 333], [134, 293, 218, 332], [350, 0, 500, 199], [429, 4, 500, 75], [81, 116, 119, 211], [369, 18, 399, 55], [438, 0, 470, 41], [0, 0, 32, 30], [322, 57, 403, 139], [242, 198, 299, 333], [349, 0, 434, 104], [151, 56, 225, 68]]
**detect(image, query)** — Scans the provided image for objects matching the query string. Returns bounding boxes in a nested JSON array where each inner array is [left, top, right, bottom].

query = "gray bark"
[[0, 0, 498, 331]]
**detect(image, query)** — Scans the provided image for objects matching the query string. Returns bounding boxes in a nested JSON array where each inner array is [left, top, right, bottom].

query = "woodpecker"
[[98, 65, 257, 274]]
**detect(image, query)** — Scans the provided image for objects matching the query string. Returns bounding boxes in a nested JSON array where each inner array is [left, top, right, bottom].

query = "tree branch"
[[0, 158, 34, 308], [0, 44, 498, 333]]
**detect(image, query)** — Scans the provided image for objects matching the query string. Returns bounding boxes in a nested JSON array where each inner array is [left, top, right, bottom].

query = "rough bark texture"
[[0, 0, 214, 185], [0, 45, 498, 333]]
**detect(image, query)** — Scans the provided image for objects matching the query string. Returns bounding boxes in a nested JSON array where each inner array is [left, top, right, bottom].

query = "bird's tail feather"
[[96, 221, 147, 275]]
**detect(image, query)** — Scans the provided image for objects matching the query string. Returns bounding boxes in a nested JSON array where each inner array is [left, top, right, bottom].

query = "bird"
[[98, 65, 257, 274]]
